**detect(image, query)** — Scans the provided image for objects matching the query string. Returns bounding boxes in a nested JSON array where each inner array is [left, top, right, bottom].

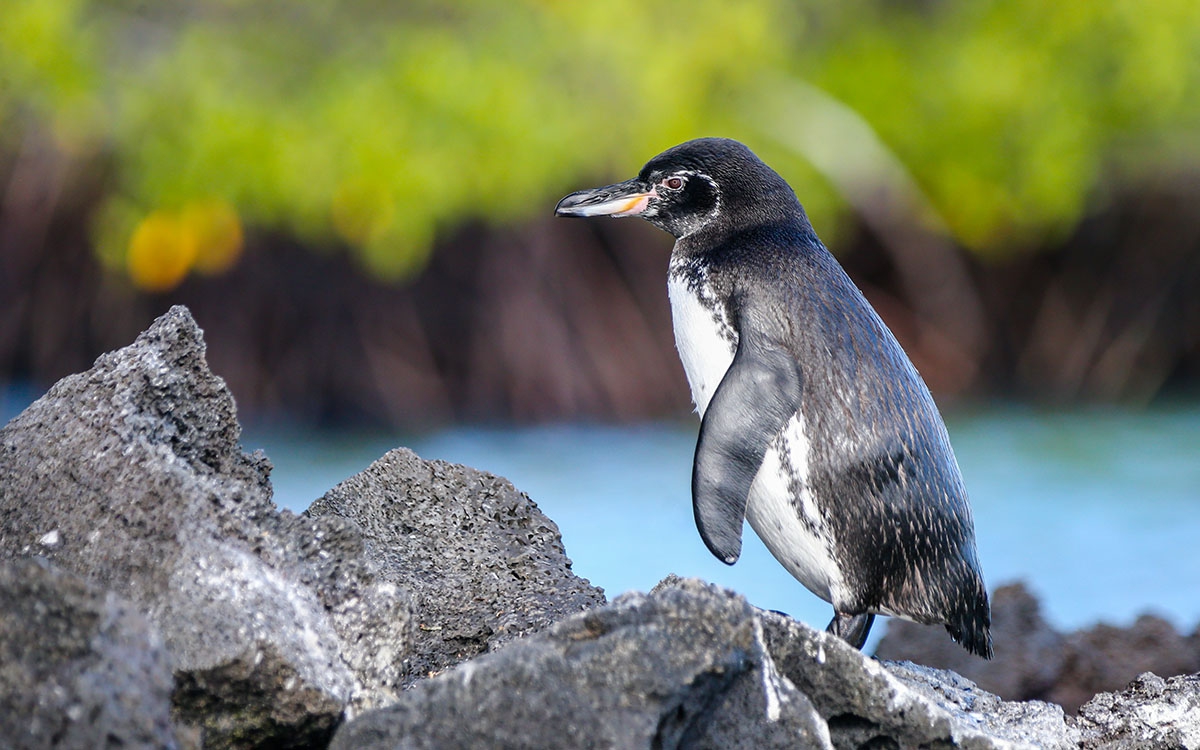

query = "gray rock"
[[0, 557, 178, 750], [0, 305, 271, 590], [331, 577, 830, 750], [332, 576, 1123, 750], [757, 609, 1079, 749], [691, 663, 829, 750], [306, 446, 605, 686], [1077, 672, 1200, 749], [0, 306, 411, 747]]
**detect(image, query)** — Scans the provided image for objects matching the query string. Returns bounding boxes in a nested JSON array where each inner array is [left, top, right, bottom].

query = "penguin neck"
[[671, 204, 818, 271]]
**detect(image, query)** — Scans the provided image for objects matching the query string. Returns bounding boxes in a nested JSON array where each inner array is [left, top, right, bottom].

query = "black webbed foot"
[[826, 611, 875, 650]]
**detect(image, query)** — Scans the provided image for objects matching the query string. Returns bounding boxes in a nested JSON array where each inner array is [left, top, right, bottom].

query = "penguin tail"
[[946, 619, 993, 659], [944, 584, 993, 659]]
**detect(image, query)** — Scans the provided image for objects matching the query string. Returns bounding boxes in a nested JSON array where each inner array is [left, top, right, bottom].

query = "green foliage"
[[794, 0, 1200, 252], [3, 0, 1200, 285]]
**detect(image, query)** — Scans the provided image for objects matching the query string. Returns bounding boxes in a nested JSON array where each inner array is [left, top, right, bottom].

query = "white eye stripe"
[[659, 170, 718, 190], [678, 171, 718, 192]]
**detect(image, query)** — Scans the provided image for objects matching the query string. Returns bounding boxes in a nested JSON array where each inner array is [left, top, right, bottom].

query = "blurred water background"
[[240, 405, 1200, 645], [3, 387, 1197, 642]]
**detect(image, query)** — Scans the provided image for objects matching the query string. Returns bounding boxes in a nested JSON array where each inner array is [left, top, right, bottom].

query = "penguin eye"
[[661, 175, 686, 191]]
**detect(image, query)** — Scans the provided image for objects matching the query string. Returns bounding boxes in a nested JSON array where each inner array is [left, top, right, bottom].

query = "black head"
[[555, 138, 804, 239]]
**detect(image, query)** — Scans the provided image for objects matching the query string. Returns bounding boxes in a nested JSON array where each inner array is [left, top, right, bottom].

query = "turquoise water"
[[4, 384, 1196, 643], [250, 404, 1200, 644]]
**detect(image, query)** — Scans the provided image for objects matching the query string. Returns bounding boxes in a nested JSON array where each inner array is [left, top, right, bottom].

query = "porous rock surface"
[[1076, 672, 1200, 749], [334, 574, 1200, 750], [1052, 616, 1200, 715], [331, 577, 831, 750], [306, 447, 606, 686], [761, 608, 1078, 750], [0, 557, 178, 749]]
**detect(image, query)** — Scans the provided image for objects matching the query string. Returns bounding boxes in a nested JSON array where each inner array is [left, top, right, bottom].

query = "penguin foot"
[[826, 611, 875, 650]]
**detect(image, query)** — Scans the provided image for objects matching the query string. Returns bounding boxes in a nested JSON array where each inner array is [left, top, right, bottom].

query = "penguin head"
[[555, 137, 802, 239]]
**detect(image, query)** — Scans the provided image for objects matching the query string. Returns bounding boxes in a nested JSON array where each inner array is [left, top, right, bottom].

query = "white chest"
[[667, 275, 736, 416]]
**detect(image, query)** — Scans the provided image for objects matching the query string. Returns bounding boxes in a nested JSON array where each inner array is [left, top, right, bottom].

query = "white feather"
[[667, 272, 734, 415]]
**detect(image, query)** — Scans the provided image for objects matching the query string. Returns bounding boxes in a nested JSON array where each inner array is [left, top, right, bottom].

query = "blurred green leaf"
[[4, 0, 1200, 287]]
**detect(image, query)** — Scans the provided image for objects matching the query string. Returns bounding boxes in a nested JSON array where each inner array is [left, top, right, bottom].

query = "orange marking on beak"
[[613, 194, 651, 216]]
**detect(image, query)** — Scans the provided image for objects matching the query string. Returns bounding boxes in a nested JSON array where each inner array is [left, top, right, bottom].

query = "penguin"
[[555, 137, 992, 657]]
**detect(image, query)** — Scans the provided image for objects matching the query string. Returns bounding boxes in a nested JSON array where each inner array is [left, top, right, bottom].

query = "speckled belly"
[[744, 411, 843, 606]]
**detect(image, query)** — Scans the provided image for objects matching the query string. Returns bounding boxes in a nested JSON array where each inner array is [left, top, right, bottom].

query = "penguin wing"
[[692, 311, 803, 564]]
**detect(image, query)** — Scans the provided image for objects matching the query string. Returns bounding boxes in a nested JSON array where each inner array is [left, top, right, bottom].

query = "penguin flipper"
[[692, 330, 802, 564]]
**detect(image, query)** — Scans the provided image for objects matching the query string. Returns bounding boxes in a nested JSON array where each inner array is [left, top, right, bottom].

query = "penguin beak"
[[555, 178, 655, 218]]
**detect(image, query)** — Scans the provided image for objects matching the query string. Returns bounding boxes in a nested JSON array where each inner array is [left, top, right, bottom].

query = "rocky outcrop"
[[307, 447, 605, 686], [0, 306, 600, 747], [0, 307, 397, 745], [1076, 673, 1200, 749], [761, 607, 1077, 749], [332, 575, 1200, 750], [875, 582, 1200, 714], [1, 306, 1197, 748], [0, 557, 179, 749], [331, 577, 832, 750]]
